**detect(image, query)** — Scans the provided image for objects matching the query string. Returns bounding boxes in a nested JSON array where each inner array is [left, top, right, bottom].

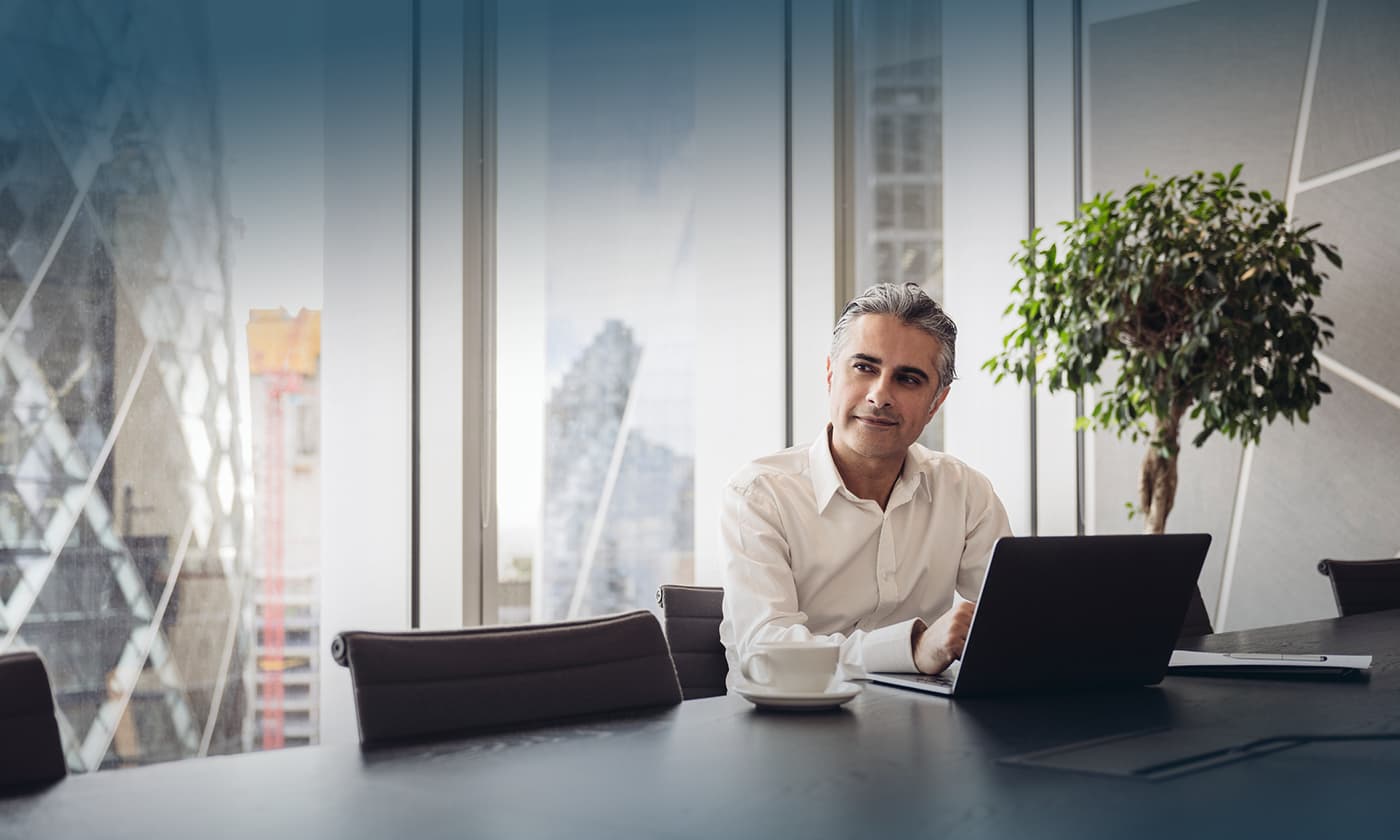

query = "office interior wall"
[[1083, 0, 1400, 629]]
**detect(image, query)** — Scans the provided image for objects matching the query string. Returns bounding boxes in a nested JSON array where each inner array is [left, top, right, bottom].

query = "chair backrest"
[[1317, 558, 1400, 617], [0, 651, 67, 791], [331, 610, 682, 746], [1178, 585, 1214, 639], [656, 584, 727, 699]]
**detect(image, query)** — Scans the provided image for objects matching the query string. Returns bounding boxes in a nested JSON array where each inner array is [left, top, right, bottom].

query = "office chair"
[[331, 610, 682, 746], [0, 651, 68, 791], [1317, 558, 1400, 617], [656, 584, 727, 699], [1178, 586, 1214, 639]]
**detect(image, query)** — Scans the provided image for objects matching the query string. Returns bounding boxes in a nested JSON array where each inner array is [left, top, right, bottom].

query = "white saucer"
[[735, 681, 862, 710]]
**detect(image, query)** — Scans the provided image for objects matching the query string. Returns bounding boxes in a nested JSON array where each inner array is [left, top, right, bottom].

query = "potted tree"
[[985, 165, 1338, 533]]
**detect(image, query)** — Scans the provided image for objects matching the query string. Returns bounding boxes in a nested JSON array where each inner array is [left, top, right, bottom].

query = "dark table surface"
[[5, 610, 1400, 840]]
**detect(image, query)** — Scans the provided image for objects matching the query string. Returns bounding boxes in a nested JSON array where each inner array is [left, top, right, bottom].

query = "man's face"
[[826, 313, 949, 465]]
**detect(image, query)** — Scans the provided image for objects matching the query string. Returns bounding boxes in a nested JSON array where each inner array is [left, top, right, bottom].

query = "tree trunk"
[[1138, 404, 1187, 534]]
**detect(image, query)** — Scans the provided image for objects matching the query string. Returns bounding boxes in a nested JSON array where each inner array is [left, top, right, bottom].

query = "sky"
[[206, 0, 326, 473]]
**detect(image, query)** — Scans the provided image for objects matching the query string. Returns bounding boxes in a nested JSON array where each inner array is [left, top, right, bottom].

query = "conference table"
[[4, 610, 1399, 839]]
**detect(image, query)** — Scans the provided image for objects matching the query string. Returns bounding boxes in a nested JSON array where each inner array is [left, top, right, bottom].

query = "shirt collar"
[[809, 427, 933, 514], [890, 449, 934, 508]]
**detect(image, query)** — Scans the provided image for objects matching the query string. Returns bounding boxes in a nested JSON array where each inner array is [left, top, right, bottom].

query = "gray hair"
[[830, 282, 957, 391]]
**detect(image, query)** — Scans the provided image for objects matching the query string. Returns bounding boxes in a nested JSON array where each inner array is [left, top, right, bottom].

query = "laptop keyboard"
[[908, 672, 955, 689]]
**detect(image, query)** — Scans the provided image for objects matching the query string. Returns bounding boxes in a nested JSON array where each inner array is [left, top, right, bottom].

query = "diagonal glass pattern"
[[2, 0, 324, 772]]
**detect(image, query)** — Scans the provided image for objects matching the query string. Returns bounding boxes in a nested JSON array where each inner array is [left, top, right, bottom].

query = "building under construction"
[[244, 308, 321, 750]]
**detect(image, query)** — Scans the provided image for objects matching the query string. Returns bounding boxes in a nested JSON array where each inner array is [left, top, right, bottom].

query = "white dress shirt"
[[719, 429, 1013, 685]]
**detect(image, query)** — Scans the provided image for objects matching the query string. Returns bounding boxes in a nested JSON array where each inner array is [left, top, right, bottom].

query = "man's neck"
[[827, 429, 905, 510]]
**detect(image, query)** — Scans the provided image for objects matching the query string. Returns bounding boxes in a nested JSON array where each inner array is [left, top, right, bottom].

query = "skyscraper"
[[539, 319, 694, 621], [0, 0, 253, 769]]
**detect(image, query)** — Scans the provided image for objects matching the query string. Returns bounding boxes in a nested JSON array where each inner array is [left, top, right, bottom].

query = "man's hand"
[[911, 601, 976, 675]]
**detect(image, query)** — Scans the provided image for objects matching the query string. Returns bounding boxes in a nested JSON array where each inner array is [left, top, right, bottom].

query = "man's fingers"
[[921, 601, 977, 665]]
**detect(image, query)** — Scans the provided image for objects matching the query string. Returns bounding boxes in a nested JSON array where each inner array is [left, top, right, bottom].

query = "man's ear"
[[929, 385, 950, 417], [825, 356, 833, 391]]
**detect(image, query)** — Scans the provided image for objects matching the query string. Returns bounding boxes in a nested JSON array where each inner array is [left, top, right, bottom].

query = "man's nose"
[[866, 375, 893, 407]]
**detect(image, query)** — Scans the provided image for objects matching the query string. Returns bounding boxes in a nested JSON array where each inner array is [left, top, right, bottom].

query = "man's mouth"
[[855, 415, 898, 428]]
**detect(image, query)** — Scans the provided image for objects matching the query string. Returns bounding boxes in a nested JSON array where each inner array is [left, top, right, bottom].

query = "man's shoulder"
[[726, 443, 813, 498], [909, 445, 998, 493]]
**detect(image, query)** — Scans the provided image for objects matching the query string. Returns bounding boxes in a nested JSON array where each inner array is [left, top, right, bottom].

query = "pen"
[[1224, 653, 1328, 662]]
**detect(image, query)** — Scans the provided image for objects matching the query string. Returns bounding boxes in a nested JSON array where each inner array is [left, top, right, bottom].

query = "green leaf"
[[1318, 244, 1342, 269], [984, 162, 1336, 513]]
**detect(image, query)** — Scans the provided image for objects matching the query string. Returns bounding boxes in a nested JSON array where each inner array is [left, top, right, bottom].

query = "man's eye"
[[900, 375, 922, 385], [853, 363, 874, 373]]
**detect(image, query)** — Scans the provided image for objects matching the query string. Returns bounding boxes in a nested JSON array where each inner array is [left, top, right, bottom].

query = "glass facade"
[[0, 0, 323, 770], [495, 1, 702, 624], [491, 0, 947, 625], [2, 0, 966, 770], [851, 0, 945, 449], [854, 0, 943, 292]]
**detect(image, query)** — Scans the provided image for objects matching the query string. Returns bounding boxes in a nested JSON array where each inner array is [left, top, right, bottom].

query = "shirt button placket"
[[876, 517, 897, 608]]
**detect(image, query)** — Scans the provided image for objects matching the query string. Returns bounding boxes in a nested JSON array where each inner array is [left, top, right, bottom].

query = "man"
[[719, 282, 1012, 685]]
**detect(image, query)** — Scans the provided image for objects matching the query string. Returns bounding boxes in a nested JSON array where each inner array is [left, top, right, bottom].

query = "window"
[[0, 0, 325, 770], [850, 0, 944, 449], [901, 184, 927, 229], [491, 0, 785, 624], [876, 185, 897, 229]]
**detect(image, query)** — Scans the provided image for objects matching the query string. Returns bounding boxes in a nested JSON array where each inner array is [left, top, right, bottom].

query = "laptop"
[[868, 533, 1211, 697]]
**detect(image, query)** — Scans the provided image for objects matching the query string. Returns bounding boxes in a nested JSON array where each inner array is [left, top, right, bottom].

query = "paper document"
[[1169, 650, 1372, 674]]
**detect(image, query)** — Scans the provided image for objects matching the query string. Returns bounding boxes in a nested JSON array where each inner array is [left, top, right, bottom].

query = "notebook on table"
[[1167, 649, 1372, 679], [869, 533, 1212, 697]]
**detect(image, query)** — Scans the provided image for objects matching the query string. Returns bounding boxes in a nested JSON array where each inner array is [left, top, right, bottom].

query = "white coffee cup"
[[740, 641, 841, 694]]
